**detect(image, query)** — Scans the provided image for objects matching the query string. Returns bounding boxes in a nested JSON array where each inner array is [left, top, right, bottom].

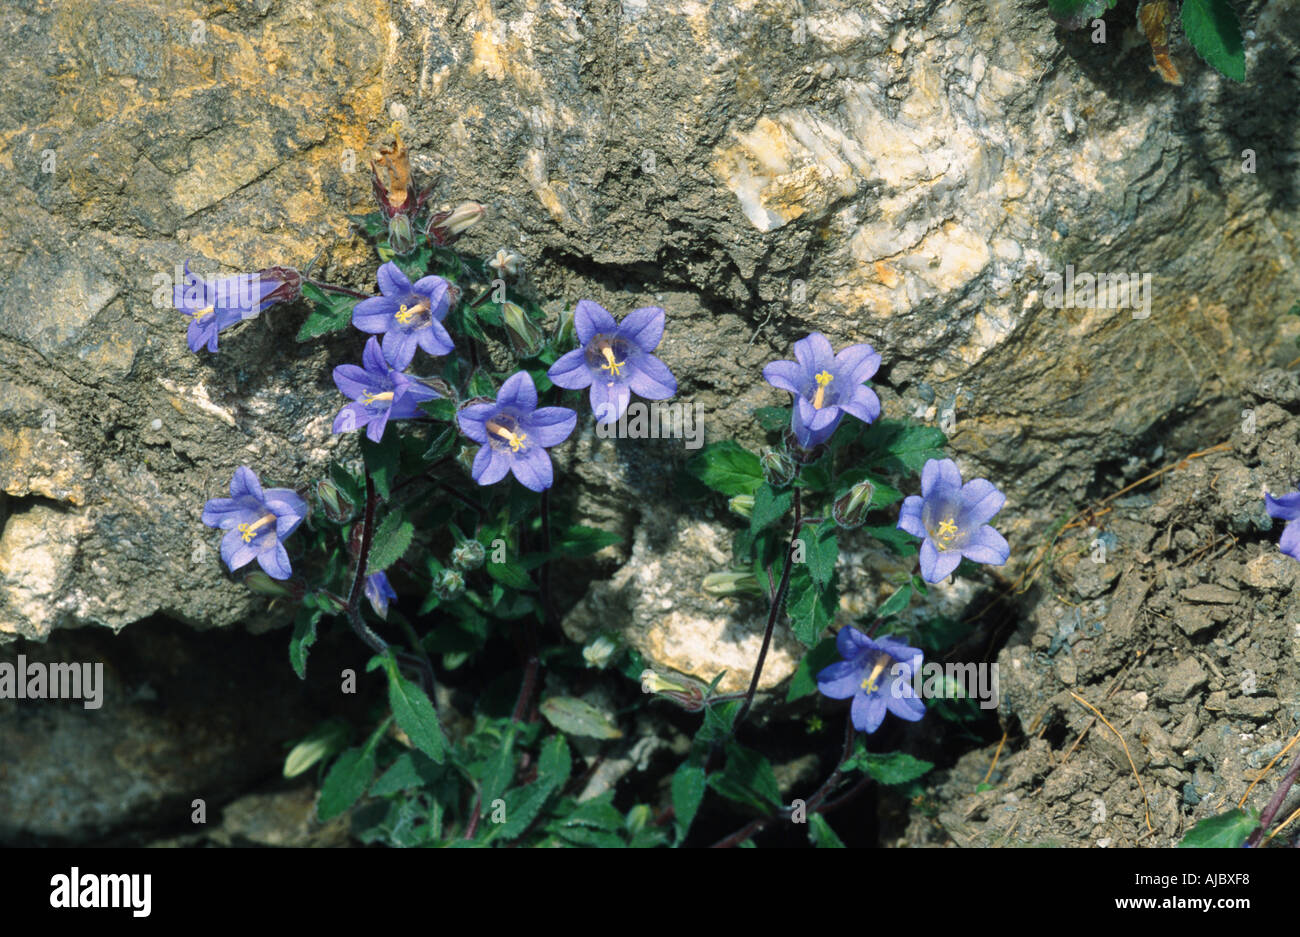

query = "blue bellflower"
[[1264, 490, 1300, 560], [351, 261, 454, 369], [332, 336, 440, 443], [816, 627, 926, 733], [457, 372, 576, 492], [898, 458, 1010, 583], [547, 300, 677, 423], [365, 572, 398, 619], [173, 262, 281, 353], [202, 466, 308, 580], [762, 333, 882, 448]]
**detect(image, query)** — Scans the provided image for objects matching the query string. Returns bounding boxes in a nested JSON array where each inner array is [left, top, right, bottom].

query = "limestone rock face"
[[2, 0, 1298, 699]]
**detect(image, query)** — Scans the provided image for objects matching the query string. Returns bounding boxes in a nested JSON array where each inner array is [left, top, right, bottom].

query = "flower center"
[[812, 370, 834, 409], [394, 297, 431, 327], [362, 390, 394, 407], [193, 304, 215, 322], [859, 652, 892, 694], [600, 346, 625, 378], [934, 516, 960, 550], [487, 416, 528, 453], [237, 512, 277, 543]]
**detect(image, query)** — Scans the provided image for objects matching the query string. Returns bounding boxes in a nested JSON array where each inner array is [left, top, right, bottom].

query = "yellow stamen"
[[362, 391, 394, 405], [860, 656, 890, 694], [237, 512, 277, 543], [812, 370, 834, 409], [600, 346, 625, 378], [935, 517, 959, 550], [492, 424, 528, 453], [193, 305, 215, 322], [395, 299, 429, 325]]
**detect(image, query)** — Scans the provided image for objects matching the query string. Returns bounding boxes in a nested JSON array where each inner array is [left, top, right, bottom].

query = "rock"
[[1174, 607, 1218, 637], [1180, 583, 1240, 605], [1223, 696, 1278, 720], [1239, 553, 1297, 591], [1159, 658, 1208, 702]]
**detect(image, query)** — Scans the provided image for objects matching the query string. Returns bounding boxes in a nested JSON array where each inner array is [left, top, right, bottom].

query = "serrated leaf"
[[386, 663, 446, 763], [486, 555, 536, 590], [671, 759, 707, 844], [864, 524, 919, 557], [1181, 0, 1245, 82], [367, 511, 414, 573], [753, 406, 791, 432], [289, 605, 321, 679], [845, 747, 933, 785], [296, 282, 357, 341], [786, 566, 837, 647], [497, 781, 554, 840], [687, 441, 764, 497], [875, 582, 912, 620], [785, 636, 840, 702], [709, 743, 783, 813], [1177, 808, 1259, 848], [317, 747, 375, 820], [538, 735, 572, 792], [556, 525, 622, 557], [798, 518, 838, 587], [480, 738, 517, 808], [860, 419, 947, 474], [360, 435, 400, 501], [369, 750, 442, 796], [750, 483, 794, 534], [539, 696, 623, 739], [808, 812, 846, 848]]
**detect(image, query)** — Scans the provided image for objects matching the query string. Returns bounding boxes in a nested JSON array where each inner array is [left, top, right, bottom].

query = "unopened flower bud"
[[502, 300, 545, 358], [760, 447, 796, 486], [555, 307, 575, 347], [640, 669, 707, 710], [387, 214, 415, 254], [832, 478, 876, 530], [316, 478, 354, 523], [427, 201, 485, 245], [436, 568, 465, 598], [728, 494, 755, 519], [583, 634, 618, 669], [702, 571, 762, 597], [255, 266, 303, 308], [451, 539, 486, 570]]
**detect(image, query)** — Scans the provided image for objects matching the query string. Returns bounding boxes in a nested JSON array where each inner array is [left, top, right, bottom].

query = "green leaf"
[[798, 518, 838, 588], [385, 662, 446, 763], [808, 812, 846, 848], [785, 637, 840, 702], [864, 524, 919, 557], [709, 742, 783, 813], [555, 525, 622, 557], [497, 781, 554, 840], [317, 747, 375, 820], [845, 747, 933, 785], [696, 699, 740, 745], [289, 605, 321, 679], [671, 759, 707, 844], [537, 735, 572, 792], [860, 419, 947, 474], [296, 281, 357, 341], [539, 697, 623, 739], [750, 483, 794, 534], [480, 736, 517, 808], [1046, 0, 1115, 25], [687, 441, 764, 497], [369, 750, 442, 796], [753, 406, 791, 433], [486, 555, 536, 591], [786, 566, 837, 647], [1181, 0, 1245, 82], [367, 510, 414, 574], [875, 582, 913, 620], [1177, 809, 1259, 848], [360, 435, 400, 501]]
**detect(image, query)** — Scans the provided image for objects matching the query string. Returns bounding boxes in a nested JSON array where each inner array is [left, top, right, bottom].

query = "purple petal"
[[352, 296, 396, 333], [897, 495, 926, 539], [201, 497, 244, 529], [472, 445, 512, 486], [382, 330, 418, 370], [511, 446, 554, 491], [365, 408, 391, 443], [221, 528, 258, 572], [590, 381, 631, 424], [416, 319, 455, 357], [815, 660, 861, 699], [962, 525, 1010, 566], [525, 407, 577, 448], [412, 276, 450, 316], [961, 479, 1006, 527], [574, 300, 617, 344], [548, 348, 594, 389], [920, 539, 962, 583], [497, 371, 538, 412], [1265, 491, 1300, 520], [626, 354, 676, 400], [257, 542, 293, 580], [333, 364, 374, 400], [230, 466, 263, 500], [838, 386, 881, 425], [333, 402, 370, 435], [361, 336, 388, 374], [457, 403, 497, 443], [763, 359, 802, 395], [377, 261, 412, 297], [616, 306, 665, 350], [836, 625, 872, 660], [1279, 520, 1300, 560], [792, 333, 834, 373], [834, 343, 881, 385], [921, 458, 962, 498], [852, 693, 887, 733], [885, 689, 926, 721]]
